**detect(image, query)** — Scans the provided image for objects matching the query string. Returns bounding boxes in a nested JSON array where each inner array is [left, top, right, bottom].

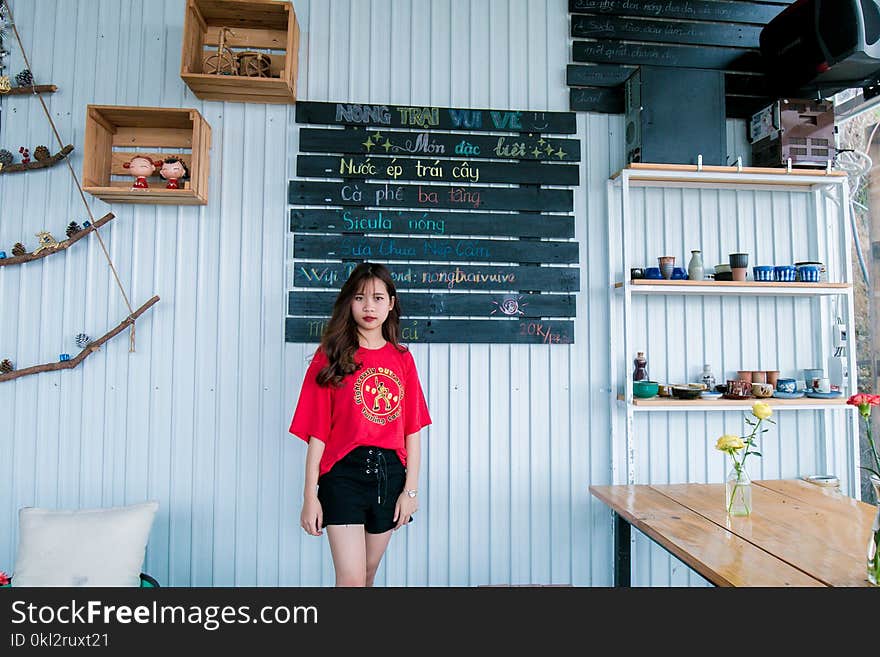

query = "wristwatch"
[[405, 489, 418, 498]]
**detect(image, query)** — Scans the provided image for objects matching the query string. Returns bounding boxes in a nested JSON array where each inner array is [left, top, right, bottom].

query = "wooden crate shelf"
[[82, 105, 211, 205], [180, 0, 299, 104]]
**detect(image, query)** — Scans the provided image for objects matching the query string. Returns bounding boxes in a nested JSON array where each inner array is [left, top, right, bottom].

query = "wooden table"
[[589, 479, 877, 587]]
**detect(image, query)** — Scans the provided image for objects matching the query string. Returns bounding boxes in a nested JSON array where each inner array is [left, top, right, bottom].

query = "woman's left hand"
[[393, 493, 418, 530]]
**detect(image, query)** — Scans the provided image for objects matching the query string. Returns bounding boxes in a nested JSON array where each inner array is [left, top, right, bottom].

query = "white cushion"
[[12, 501, 159, 587]]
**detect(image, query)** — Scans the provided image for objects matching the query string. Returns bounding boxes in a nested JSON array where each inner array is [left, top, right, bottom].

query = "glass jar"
[[726, 463, 752, 516], [868, 475, 880, 586]]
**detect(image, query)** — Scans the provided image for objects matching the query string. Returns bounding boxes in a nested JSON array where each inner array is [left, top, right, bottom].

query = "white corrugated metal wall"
[[0, 0, 846, 587]]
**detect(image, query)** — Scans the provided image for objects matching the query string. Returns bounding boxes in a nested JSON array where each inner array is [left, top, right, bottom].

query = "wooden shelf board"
[[3, 84, 57, 96], [83, 186, 207, 205], [615, 279, 850, 296], [611, 163, 847, 188], [618, 394, 850, 411]]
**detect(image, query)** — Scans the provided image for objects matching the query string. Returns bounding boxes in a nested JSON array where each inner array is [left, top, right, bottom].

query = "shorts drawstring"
[[376, 451, 388, 505], [365, 448, 388, 504]]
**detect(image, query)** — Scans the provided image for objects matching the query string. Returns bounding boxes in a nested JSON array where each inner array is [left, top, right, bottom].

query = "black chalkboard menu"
[[287, 101, 581, 345]]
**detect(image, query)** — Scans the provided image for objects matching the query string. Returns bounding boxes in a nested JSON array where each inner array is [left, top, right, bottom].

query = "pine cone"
[[33, 145, 50, 161], [75, 333, 92, 349], [11, 242, 26, 256], [0, 359, 14, 374], [0, 149, 12, 167], [66, 221, 82, 237], [15, 69, 32, 87]]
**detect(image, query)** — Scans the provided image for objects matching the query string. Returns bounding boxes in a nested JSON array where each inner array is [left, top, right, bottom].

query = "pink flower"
[[0, 571, 9, 586], [848, 393, 880, 478], [847, 393, 880, 409]]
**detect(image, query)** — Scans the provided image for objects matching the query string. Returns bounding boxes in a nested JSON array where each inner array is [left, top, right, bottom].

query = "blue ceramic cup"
[[776, 378, 797, 393], [0, 251, 6, 259], [671, 267, 687, 280], [798, 264, 820, 282], [775, 265, 796, 282], [645, 267, 662, 279], [753, 265, 775, 281]]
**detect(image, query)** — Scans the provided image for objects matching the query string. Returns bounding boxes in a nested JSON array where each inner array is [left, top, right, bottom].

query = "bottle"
[[687, 249, 704, 281], [633, 352, 648, 381], [701, 364, 715, 391]]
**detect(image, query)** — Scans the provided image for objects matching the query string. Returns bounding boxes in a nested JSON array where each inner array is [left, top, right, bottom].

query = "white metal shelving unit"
[[607, 163, 860, 491]]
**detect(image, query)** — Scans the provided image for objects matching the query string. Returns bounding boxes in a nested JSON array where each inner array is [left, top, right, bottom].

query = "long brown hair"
[[317, 262, 403, 386]]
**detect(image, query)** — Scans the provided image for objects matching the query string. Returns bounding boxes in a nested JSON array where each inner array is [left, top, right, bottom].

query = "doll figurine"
[[158, 157, 189, 190], [123, 155, 158, 190]]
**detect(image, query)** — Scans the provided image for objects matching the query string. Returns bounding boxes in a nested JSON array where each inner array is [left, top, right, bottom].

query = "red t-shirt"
[[289, 343, 432, 476]]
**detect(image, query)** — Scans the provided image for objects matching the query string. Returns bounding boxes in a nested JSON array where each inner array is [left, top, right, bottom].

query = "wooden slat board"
[[572, 40, 763, 73], [590, 480, 874, 587], [659, 483, 871, 587], [289, 100, 581, 344], [293, 234, 578, 264], [286, 317, 574, 344], [296, 154, 580, 186], [291, 262, 580, 292], [588, 484, 824, 586], [571, 15, 762, 48], [299, 127, 581, 162], [289, 291, 575, 318], [290, 209, 574, 239], [288, 181, 574, 212], [296, 100, 577, 134], [568, 0, 789, 24]]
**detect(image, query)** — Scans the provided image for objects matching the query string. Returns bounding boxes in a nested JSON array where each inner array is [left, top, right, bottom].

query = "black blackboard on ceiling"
[[287, 101, 581, 345], [565, 0, 794, 119]]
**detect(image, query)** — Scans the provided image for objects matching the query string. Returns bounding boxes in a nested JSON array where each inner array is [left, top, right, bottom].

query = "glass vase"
[[868, 475, 880, 586], [725, 464, 752, 517]]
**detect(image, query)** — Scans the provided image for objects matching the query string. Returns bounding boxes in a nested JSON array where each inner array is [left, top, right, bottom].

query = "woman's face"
[[350, 277, 394, 334]]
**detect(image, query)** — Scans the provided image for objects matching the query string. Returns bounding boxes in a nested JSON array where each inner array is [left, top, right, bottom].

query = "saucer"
[[722, 392, 752, 400], [805, 390, 843, 399], [773, 390, 805, 399], [700, 391, 723, 400]]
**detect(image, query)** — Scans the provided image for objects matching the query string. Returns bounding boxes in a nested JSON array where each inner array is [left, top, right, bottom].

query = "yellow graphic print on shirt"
[[353, 366, 404, 425]]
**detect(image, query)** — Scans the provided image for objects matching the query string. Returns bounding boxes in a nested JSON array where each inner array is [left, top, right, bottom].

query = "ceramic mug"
[[630, 267, 645, 280], [751, 382, 774, 398], [727, 379, 752, 397], [816, 377, 831, 393], [803, 368, 823, 390], [776, 378, 797, 393]]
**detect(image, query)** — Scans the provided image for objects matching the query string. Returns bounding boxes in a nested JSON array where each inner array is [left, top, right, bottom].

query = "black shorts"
[[318, 446, 411, 534]]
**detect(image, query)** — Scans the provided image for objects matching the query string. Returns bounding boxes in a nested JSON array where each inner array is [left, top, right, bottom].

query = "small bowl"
[[671, 267, 688, 280], [671, 384, 702, 400], [714, 272, 733, 281], [633, 380, 659, 398], [644, 267, 663, 280], [714, 264, 731, 274]]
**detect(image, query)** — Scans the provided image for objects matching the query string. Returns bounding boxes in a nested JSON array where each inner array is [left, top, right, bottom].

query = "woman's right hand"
[[300, 495, 323, 536]]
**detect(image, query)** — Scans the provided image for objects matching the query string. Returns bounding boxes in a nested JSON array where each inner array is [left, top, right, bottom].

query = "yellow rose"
[[715, 434, 745, 452], [752, 402, 772, 420]]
